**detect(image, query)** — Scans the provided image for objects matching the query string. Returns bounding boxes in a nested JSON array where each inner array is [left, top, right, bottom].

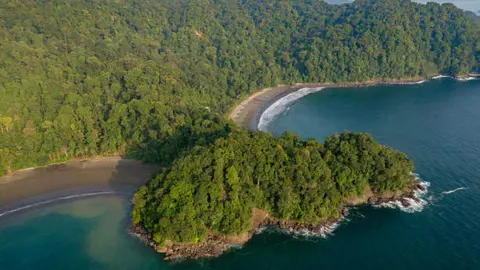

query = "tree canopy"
[[0, 0, 478, 175], [132, 132, 415, 245]]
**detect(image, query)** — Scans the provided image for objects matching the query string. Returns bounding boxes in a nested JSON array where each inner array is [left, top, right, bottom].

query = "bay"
[[1, 78, 480, 269]]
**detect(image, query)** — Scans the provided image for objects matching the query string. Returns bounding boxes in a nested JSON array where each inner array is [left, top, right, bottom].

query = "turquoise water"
[[1, 78, 480, 269]]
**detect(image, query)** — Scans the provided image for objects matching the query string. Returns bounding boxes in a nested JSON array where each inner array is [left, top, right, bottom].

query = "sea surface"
[[1, 78, 480, 269]]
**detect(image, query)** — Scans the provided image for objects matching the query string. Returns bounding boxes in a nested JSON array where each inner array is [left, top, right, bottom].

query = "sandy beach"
[[229, 78, 429, 130], [0, 157, 159, 212], [229, 84, 295, 131]]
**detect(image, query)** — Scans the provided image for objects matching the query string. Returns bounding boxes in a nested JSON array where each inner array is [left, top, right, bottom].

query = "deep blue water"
[[1, 78, 480, 269]]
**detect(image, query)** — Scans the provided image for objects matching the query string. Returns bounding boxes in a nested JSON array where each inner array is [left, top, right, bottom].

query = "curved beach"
[[0, 158, 158, 215], [229, 76, 480, 131], [229, 84, 296, 131]]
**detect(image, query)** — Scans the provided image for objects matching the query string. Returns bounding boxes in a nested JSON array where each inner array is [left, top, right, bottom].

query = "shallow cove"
[[1, 78, 480, 269]]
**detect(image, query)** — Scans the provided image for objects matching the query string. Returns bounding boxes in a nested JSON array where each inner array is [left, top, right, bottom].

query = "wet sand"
[[229, 84, 296, 131], [0, 157, 159, 211], [228, 78, 428, 131]]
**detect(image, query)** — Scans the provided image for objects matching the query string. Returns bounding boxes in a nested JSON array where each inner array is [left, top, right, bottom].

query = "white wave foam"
[[254, 226, 267, 234], [374, 196, 428, 213], [258, 87, 325, 131], [283, 215, 347, 239], [415, 178, 431, 196], [431, 75, 477, 81], [397, 80, 427, 85], [412, 80, 427, 84], [441, 187, 467, 195], [431, 75, 451, 80], [374, 173, 430, 213], [0, 191, 129, 218], [284, 222, 340, 238], [256, 75, 480, 131], [456, 77, 477, 82]]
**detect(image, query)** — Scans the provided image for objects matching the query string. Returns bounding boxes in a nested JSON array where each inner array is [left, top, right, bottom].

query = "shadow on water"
[[0, 158, 157, 217], [0, 112, 234, 217]]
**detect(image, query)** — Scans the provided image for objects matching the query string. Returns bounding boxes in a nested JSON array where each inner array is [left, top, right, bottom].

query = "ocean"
[[1, 78, 480, 269]]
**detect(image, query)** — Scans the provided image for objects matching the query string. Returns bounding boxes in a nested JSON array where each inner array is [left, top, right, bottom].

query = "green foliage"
[[0, 0, 478, 175], [132, 132, 415, 245]]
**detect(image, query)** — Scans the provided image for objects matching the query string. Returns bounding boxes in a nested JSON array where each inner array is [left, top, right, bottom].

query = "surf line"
[[258, 87, 325, 131], [441, 187, 467, 195], [256, 75, 480, 131], [0, 191, 132, 218], [257, 81, 429, 131]]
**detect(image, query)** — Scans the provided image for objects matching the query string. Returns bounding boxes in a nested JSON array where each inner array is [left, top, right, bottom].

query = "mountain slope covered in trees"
[[0, 0, 479, 175]]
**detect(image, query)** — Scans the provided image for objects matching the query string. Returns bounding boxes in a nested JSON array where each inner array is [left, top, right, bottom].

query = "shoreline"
[[0, 188, 134, 218], [229, 75, 478, 131], [0, 157, 159, 215], [134, 179, 430, 260], [0, 156, 122, 182]]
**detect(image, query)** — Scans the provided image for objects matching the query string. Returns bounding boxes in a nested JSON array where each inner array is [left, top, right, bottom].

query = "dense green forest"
[[0, 0, 479, 175], [132, 132, 415, 245]]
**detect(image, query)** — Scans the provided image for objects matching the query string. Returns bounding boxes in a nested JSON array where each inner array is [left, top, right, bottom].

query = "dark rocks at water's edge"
[[370, 191, 423, 209], [369, 180, 430, 211], [129, 219, 339, 261], [416, 182, 427, 192], [130, 225, 237, 260], [130, 181, 428, 261]]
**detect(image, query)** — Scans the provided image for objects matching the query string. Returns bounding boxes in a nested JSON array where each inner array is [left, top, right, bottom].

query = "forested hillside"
[[132, 132, 415, 245], [0, 0, 478, 175]]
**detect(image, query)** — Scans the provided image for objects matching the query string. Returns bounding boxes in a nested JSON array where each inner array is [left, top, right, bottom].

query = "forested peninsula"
[[0, 0, 478, 260], [131, 132, 427, 260]]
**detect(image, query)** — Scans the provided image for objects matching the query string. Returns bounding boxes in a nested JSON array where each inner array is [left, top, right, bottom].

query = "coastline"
[[229, 75, 478, 131], [0, 157, 159, 215], [2, 74, 475, 210], [133, 179, 430, 261]]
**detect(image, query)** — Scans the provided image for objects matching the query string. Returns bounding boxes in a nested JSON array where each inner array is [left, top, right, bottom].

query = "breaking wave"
[[256, 76, 479, 131], [431, 75, 478, 82], [389, 80, 428, 85], [374, 196, 428, 213], [374, 173, 431, 213], [456, 77, 477, 82], [0, 191, 130, 218], [441, 187, 467, 195], [256, 216, 346, 240], [407, 80, 427, 84], [284, 221, 341, 239], [432, 75, 451, 80], [286, 214, 351, 239], [258, 87, 325, 131]]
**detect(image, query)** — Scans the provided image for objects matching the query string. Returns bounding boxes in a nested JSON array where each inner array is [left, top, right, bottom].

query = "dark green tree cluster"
[[132, 132, 415, 245], [0, 0, 478, 175], [466, 11, 480, 72]]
